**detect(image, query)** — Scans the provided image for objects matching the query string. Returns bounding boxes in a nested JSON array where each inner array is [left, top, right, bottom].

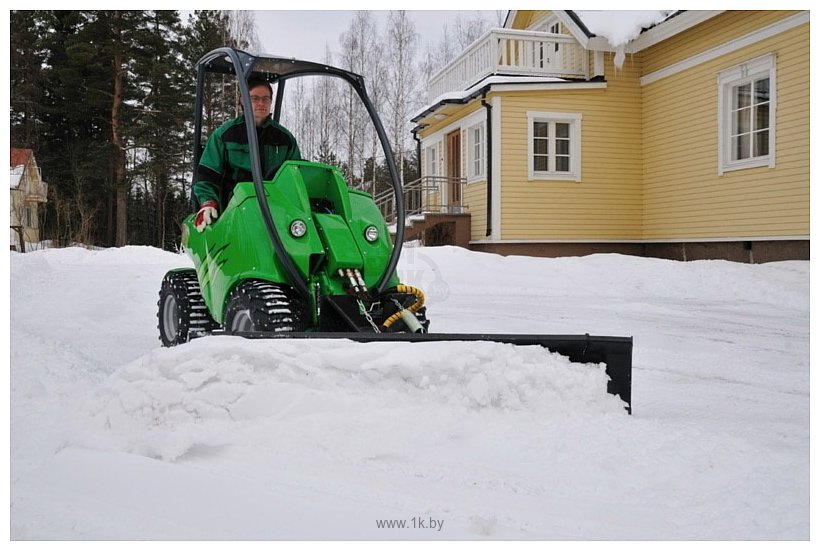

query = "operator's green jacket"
[[193, 114, 301, 210]]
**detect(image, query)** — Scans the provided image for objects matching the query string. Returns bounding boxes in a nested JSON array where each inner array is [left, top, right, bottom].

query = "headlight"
[[290, 219, 307, 238], [364, 225, 379, 242]]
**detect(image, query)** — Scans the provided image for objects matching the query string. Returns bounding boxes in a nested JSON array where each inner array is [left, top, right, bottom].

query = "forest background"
[[9, 10, 500, 250]]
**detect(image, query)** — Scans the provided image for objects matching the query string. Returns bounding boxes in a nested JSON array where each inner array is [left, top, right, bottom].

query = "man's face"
[[249, 84, 272, 125]]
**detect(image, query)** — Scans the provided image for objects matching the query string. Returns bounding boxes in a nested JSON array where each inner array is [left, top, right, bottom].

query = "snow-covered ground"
[[10, 245, 809, 540]]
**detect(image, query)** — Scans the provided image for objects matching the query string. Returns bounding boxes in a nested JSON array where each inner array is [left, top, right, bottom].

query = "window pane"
[[755, 103, 769, 131], [555, 123, 570, 139], [733, 134, 750, 161], [556, 139, 570, 155], [754, 78, 770, 104], [534, 155, 548, 171], [534, 121, 549, 138], [556, 156, 569, 172], [733, 107, 751, 135], [534, 138, 549, 155], [754, 130, 769, 157], [733, 83, 751, 109]]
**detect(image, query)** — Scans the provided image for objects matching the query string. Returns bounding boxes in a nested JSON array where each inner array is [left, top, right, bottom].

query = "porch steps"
[[395, 212, 471, 247]]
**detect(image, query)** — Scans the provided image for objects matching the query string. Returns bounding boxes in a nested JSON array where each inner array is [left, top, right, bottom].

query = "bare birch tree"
[[227, 10, 261, 53], [453, 11, 492, 50], [385, 11, 418, 186], [315, 44, 340, 165], [339, 11, 378, 188]]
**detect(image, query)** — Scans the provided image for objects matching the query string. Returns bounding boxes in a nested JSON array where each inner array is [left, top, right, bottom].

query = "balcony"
[[427, 28, 588, 103]]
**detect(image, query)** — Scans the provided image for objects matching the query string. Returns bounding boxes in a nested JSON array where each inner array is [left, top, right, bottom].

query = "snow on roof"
[[572, 10, 677, 48], [10, 165, 24, 189], [412, 75, 571, 122]]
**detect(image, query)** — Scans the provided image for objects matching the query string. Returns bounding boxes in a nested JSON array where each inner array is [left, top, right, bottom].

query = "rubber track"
[[229, 280, 303, 332], [177, 270, 217, 333]]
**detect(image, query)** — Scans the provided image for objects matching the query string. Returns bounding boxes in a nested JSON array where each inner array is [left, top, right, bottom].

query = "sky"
[[253, 9, 504, 63]]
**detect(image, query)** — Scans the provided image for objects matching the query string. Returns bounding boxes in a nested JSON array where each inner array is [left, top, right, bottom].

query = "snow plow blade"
[[232, 332, 633, 414]]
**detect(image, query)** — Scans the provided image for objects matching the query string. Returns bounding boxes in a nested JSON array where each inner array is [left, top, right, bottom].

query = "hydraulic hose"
[[381, 285, 425, 330]]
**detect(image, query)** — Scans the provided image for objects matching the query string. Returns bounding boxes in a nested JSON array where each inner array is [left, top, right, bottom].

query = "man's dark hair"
[[247, 77, 273, 96]]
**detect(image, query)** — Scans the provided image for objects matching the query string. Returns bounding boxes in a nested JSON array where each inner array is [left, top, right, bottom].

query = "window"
[[24, 206, 33, 228], [550, 23, 561, 53], [426, 143, 438, 177], [718, 54, 776, 175], [532, 17, 562, 67], [528, 112, 582, 181], [467, 123, 485, 180]]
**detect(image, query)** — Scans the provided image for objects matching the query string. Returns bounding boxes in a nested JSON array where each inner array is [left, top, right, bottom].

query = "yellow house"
[[410, 10, 809, 262], [10, 148, 48, 251]]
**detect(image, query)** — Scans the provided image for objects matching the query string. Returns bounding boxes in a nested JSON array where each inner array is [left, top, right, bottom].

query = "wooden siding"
[[464, 181, 488, 240], [642, 11, 804, 75], [510, 11, 548, 30], [497, 54, 644, 240], [641, 18, 809, 239]]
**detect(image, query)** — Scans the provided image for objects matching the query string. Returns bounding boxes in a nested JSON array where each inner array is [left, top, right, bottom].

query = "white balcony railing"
[[427, 28, 588, 103]]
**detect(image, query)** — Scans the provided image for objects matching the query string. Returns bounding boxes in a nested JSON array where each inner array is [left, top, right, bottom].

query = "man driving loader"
[[192, 77, 301, 232]]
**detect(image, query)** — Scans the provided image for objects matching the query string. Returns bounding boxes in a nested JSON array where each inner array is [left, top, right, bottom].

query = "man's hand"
[[195, 200, 219, 232]]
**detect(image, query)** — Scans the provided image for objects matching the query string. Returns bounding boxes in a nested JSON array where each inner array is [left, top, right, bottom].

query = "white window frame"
[[717, 53, 776, 175], [425, 142, 440, 178], [527, 111, 582, 182], [466, 121, 486, 182]]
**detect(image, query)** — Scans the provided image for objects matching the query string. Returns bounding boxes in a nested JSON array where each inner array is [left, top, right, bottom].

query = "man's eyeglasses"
[[250, 95, 272, 104]]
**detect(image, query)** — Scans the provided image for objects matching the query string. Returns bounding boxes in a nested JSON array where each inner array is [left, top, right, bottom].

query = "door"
[[446, 130, 461, 209]]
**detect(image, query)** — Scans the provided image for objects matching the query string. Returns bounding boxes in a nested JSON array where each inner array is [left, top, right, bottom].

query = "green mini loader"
[[157, 47, 633, 412]]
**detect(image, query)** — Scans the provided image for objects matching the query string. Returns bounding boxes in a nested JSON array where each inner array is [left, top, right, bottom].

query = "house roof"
[[411, 75, 601, 124], [11, 148, 32, 169], [503, 10, 678, 46], [10, 148, 33, 190], [505, 10, 724, 54]]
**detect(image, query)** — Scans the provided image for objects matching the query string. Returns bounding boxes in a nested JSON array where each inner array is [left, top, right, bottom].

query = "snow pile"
[[79, 337, 621, 461], [10, 245, 809, 539]]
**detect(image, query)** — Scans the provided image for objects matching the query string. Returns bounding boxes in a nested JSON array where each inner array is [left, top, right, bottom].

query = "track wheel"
[[224, 280, 306, 334], [157, 269, 217, 347]]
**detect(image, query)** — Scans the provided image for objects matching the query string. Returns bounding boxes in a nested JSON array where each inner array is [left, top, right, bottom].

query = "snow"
[[413, 75, 570, 121], [10, 245, 810, 540], [10, 165, 24, 189], [574, 10, 676, 48]]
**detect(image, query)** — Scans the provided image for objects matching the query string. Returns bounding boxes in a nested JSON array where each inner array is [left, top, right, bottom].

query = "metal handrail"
[[375, 176, 467, 225]]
